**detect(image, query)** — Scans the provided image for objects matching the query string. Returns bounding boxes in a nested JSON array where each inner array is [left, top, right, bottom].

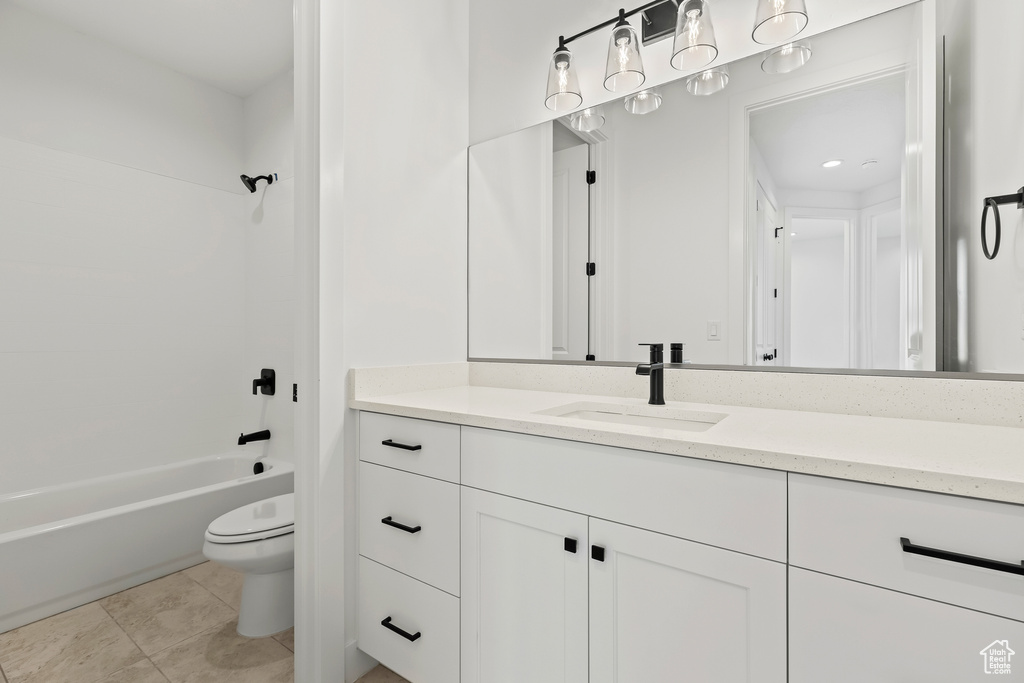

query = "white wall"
[[240, 69, 296, 463], [943, 0, 1024, 373], [469, 124, 553, 359], [315, 0, 469, 680], [468, 0, 919, 144], [605, 85, 731, 364], [0, 3, 252, 493], [789, 221, 849, 367]]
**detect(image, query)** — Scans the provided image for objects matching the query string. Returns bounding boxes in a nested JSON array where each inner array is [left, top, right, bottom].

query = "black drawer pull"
[[382, 439, 422, 451], [564, 537, 578, 554], [900, 537, 1024, 576], [591, 545, 605, 562], [381, 616, 421, 642], [381, 516, 422, 534]]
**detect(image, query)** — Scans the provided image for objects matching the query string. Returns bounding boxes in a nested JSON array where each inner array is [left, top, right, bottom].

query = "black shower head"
[[240, 173, 275, 193]]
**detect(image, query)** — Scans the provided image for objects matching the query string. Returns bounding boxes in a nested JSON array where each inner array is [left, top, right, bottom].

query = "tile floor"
[[0, 562, 409, 683]]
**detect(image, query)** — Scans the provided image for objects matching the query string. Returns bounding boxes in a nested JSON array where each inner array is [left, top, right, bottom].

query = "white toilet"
[[203, 492, 295, 637]]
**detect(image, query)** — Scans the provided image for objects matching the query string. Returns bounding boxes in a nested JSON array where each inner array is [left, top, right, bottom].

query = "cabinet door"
[[589, 519, 787, 683], [791, 568, 1024, 682], [461, 488, 588, 683]]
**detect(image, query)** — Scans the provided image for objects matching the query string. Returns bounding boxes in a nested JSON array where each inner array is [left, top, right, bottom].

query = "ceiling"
[[750, 75, 906, 195], [7, 0, 293, 98]]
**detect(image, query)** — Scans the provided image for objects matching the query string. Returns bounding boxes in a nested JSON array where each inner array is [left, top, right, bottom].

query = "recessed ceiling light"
[[861, 159, 879, 169], [822, 159, 843, 168]]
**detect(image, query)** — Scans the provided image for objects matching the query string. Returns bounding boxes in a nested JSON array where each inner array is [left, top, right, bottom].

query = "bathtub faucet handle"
[[252, 369, 276, 396]]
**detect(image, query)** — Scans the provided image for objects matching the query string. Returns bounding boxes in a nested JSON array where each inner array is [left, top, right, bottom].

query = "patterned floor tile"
[[182, 562, 244, 612], [0, 603, 144, 683], [149, 619, 292, 683], [99, 573, 235, 656]]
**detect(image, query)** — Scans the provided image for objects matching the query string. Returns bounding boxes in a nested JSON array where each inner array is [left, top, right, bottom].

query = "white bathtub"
[[0, 453, 293, 634]]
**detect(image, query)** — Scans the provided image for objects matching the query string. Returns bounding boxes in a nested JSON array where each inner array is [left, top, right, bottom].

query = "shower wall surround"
[[0, 3, 295, 492]]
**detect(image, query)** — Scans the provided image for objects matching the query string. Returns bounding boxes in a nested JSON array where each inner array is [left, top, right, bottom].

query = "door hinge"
[[586, 262, 596, 276], [586, 170, 596, 185], [292, 383, 298, 402]]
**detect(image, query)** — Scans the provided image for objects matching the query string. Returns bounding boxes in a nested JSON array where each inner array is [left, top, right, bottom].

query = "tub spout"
[[239, 429, 271, 445]]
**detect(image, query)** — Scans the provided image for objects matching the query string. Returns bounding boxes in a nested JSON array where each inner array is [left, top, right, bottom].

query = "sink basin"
[[536, 402, 726, 433]]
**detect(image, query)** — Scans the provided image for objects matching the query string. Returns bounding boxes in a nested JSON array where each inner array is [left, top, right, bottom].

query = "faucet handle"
[[638, 343, 664, 363]]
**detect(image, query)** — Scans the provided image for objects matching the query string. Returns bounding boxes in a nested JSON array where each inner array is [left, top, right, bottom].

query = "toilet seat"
[[205, 493, 294, 544]]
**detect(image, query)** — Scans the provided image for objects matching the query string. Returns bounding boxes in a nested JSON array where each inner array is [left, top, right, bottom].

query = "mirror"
[[468, 3, 940, 370]]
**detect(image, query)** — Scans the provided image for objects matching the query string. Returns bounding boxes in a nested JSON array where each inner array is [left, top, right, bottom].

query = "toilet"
[[203, 492, 294, 637]]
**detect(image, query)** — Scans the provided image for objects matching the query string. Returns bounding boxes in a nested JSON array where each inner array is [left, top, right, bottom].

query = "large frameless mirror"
[[470, 3, 940, 369]]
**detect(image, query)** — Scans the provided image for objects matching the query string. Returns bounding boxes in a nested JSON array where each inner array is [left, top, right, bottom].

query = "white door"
[[791, 568, 1024, 682], [552, 143, 590, 361], [589, 519, 787, 683], [753, 185, 781, 366], [461, 488, 589, 683]]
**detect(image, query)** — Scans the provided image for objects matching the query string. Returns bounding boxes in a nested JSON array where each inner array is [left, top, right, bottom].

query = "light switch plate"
[[707, 320, 721, 341]]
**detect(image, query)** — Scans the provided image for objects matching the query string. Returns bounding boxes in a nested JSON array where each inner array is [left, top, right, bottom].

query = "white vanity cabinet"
[[357, 413, 461, 683], [460, 427, 788, 683], [789, 474, 1024, 682]]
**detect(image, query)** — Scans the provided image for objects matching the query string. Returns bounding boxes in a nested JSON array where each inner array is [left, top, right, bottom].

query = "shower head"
[[240, 173, 276, 193]]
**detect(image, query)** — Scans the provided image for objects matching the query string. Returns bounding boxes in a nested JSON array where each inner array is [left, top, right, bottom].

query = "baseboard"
[[345, 640, 377, 683]]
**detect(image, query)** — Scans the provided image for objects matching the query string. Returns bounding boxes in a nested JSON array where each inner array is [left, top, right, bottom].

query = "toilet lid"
[[206, 493, 294, 543]]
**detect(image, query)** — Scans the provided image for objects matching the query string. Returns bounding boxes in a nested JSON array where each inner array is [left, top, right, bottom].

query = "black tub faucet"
[[239, 429, 271, 445], [636, 343, 665, 406]]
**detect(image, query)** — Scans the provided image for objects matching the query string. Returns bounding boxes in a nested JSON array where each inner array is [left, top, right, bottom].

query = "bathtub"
[[0, 453, 293, 634]]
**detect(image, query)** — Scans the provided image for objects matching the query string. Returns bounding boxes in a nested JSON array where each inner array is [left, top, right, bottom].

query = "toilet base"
[[237, 568, 295, 638]]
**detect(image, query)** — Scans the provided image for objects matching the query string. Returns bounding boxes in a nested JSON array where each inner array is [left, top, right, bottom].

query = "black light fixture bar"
[[560, 0, 670, 46]]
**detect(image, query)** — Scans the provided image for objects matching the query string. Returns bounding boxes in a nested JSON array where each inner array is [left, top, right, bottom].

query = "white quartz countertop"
[[350, 383, 1024, 505]]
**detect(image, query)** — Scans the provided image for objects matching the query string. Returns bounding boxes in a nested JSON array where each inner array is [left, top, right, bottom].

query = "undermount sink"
[[536, 402, 727, 433]]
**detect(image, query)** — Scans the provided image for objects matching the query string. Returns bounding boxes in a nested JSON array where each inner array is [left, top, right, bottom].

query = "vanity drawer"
[[360, 412, 460, 483], [790, 474, 1024, 621], [359, 461, 460, 596], [358, 556, 460, 683], [462, 426, 787, 562]]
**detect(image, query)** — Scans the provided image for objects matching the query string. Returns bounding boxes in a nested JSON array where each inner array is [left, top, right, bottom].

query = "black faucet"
[[238, 429, 271, 445], [253, 369, 276, 396], [636, 343, 665, 405]]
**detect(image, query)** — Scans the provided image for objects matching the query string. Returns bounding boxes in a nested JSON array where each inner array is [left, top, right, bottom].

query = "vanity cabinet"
[[460, 428, 788, 683], [357, 413, 461, 683], [789, 475, 1024, 682]]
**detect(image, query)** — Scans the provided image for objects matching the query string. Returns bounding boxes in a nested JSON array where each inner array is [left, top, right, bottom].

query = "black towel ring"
[[982, 187, 1024, 260]]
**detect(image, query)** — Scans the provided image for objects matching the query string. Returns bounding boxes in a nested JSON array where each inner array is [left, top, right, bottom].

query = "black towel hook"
[[981, 187, 1024, 260]]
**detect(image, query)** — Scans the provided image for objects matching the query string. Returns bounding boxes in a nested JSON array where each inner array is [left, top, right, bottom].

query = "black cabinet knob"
[[591, 545, 605, 562], [564, 538, 578, 554]]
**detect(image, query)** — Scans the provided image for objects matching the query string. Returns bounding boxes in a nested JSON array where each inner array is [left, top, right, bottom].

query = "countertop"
[[350, 381, 1024, 505]]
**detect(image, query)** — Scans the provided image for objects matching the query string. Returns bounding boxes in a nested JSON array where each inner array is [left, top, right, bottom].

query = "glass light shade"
[[604, 21, 645, 92], [752, 0, 809, 45], [624, 89, 662, 115], [760, 41, 812, 74], [685, 65, 729, 96], [570, 107, 606, 132], [545, 47, 583, 112], [671, 0, 718, 72]]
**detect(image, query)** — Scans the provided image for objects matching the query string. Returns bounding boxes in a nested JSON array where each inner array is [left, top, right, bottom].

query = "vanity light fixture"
[[545, 37, 583, 112], [752, 0, 809, 45], [605, 9, 646, 92], [624, 88, 663, 114], [760, 41, 812, 74], [570, 107, 607, 132], [671, 0, 719, 72], [822, 159, 843, 168], [686, 64, 729, 96]]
